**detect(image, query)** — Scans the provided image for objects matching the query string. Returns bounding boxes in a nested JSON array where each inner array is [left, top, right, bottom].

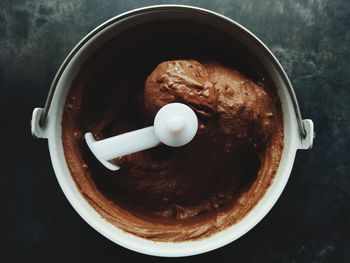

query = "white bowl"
[[31, 5, 314, 257]]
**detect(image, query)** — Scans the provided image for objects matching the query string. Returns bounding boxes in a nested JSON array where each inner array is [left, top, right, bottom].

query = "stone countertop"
[[1, 0, 349, 262]]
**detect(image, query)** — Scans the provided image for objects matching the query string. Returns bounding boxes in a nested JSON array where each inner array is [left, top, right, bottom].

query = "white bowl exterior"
[[43, 5, 301, 257]]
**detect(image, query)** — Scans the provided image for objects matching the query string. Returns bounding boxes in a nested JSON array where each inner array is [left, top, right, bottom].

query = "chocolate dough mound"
[[62, 59, 283, 242]]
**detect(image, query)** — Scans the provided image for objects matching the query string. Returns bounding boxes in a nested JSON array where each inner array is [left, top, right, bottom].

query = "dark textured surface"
[[1, 0, 349, 262]]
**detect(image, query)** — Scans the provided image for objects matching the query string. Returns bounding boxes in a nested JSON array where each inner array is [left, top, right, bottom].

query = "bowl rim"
[[40, 4, 304, 257]]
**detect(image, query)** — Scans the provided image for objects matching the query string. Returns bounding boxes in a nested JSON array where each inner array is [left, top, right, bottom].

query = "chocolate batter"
[[62, 21, 283, 242]]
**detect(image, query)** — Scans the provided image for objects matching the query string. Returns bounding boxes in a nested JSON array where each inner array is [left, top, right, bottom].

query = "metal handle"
[[34, 5, 312, 147]]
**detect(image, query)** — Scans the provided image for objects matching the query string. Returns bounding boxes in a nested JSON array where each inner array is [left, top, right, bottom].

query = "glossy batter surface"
[[62, 30, 283, 241]]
